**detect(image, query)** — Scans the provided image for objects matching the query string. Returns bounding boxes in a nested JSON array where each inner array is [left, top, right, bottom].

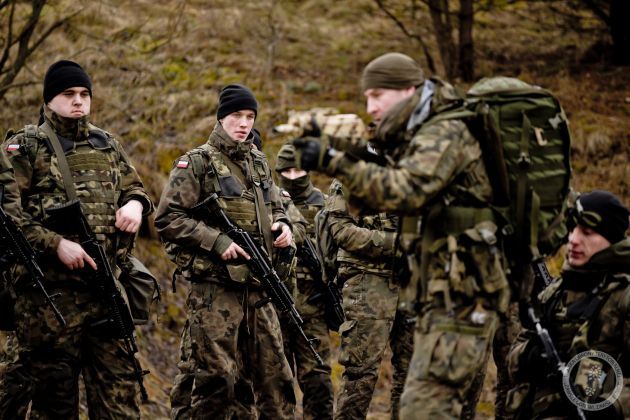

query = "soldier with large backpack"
[[293, 52, 572, 418]]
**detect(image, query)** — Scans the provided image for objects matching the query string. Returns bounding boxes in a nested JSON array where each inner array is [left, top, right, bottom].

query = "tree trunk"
[[458, 0, 475, 81], [428, 0, 458, 79], [610, 0, 629, 65]]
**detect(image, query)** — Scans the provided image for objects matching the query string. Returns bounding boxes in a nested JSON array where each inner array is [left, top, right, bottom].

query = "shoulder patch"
[[176, 159, 189, 169], [5, 144, 20, 151]]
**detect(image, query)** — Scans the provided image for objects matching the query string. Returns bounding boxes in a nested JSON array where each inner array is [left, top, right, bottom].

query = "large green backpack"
[[431, 77, 572, 267]]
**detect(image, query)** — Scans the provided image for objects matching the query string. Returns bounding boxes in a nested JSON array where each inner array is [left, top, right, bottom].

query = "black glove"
[[292, 137, 337, 171]]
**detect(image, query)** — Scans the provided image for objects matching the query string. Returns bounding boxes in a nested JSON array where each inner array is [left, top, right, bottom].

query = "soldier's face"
[[220, 109, 256, 142], [364, 86, 416, 123], [567, 225, 611, 267], [47, 87, 91, 119], [281, 168, 307, 179]]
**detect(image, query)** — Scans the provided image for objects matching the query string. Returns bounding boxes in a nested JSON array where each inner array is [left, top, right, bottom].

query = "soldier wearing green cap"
[[506, 190, 630, 419], [293, 52, 511, 418], [0, 59, 154, 418]]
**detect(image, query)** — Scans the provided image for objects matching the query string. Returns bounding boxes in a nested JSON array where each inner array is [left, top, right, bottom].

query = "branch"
[[0, 0, 16, 77], [0, 79, 37, 95], [374, 0, 436, 73]]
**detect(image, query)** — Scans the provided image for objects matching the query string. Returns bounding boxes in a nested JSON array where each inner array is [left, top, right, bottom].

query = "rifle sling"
[[40, 122, 77, 201], [220, 153, 274, 259]]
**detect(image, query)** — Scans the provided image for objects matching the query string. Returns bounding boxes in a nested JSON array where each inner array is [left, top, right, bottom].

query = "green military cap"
[[275, 143, 297, 172], [361, 52, 424, 91]]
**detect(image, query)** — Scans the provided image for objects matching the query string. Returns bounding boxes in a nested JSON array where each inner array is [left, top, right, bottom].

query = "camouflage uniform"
[[506, 238, 630, 419], [0, 111, 153, 419], [325, 179, 413, 420], [155, 123, 295, 420], [0, 149, 28, 418], [276, 146, 334, 420], [313, 79, 511, 419]]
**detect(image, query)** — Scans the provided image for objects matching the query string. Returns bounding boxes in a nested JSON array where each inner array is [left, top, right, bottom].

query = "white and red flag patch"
[[5, 144, 19, 151], [176, 160, 189, 169]]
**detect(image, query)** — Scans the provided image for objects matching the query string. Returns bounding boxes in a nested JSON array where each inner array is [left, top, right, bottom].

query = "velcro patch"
[[6, 144, 19, 151], [176, 160, 189, 168]]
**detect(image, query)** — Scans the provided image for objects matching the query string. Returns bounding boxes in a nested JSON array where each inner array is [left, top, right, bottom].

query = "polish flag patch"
[[6, 144, 19, 151], [176, 160, 189, 168]]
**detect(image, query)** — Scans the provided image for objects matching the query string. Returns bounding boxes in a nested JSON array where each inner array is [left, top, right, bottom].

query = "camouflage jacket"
[[324, 79, 510, 313], [326, 179, 397, 275], [3, 112, 153, 282], [507, 238, 630, 416], [155, 123, 289, 285], [0, 148, 23, 224]]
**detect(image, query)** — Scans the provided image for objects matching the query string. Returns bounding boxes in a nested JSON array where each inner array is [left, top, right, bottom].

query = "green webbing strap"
[[529, 190, 541, 259], [418, 203, 443, 305], [40, 122, 77, 201], [515, 113, 532, 247], [247, 156, 274, 260], [442, 206, 495, 235]]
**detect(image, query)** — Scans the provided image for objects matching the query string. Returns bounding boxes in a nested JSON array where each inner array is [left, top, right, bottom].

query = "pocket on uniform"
[[462, 221, 509, 295], [415, 317, 494, 388]]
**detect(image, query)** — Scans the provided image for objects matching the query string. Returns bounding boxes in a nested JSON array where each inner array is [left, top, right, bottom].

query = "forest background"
[[0, 0, 628, 418]]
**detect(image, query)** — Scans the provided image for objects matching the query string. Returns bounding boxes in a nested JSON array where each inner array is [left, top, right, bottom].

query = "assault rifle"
[[0, 192, 65, 327], [191, 193, 324, 366], [298, 237, 346, 331], [529, 262, 586, 420], [46, 199, 149, 401]]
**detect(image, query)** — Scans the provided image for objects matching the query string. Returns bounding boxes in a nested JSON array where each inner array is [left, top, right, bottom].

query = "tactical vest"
[[293, 189, 325, 237], [23, 124, 121, 246], [185, 143, 275, 284], [293, 189, 325, 281]]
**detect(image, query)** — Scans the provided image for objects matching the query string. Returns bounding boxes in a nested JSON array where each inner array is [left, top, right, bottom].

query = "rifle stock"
[[299, 237, 346, 331], [191, 193, 324, 365], [0, 197, 65, 327], [46, 199, 149, 401], [529, 261, 586, 420]]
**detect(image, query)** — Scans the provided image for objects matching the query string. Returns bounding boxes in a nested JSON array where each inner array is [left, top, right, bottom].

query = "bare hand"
[[221, 242, 250, 261], [272, 222, 292, 248], [115, 200, 143, 233], [56, 238, 97, 270]]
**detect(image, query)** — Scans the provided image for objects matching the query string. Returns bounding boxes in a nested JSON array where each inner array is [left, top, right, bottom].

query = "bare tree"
[[0, 0, 80, 100], [374, 0, 476, 81]]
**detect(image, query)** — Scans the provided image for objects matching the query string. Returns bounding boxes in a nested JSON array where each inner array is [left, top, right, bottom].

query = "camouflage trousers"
[[280, 273, 334, 420], [336, 267, 414, 420], [0, 331, 28, 418], [0, 285, 140, 419], [399, 306, 498, 420], [169, 281, 295, 420], [492, 302, 521, 420]]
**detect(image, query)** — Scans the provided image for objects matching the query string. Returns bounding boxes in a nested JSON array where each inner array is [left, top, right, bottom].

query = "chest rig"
[[24, 123, 121, 245], [293, 190, 325, 237], [192, 144, 273, 244]]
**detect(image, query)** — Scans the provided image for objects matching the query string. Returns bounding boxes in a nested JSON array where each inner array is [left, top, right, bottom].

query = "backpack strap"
[[39, 122, 77, 201]]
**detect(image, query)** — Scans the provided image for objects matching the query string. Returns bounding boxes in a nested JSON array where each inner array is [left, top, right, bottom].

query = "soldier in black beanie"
[[156, 81, 296, 419], [0, 60, 154, 418], [507, 190, 630, 418]]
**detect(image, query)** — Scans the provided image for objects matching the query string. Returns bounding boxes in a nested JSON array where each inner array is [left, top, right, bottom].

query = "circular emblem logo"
[[562, 350, 623, 411]]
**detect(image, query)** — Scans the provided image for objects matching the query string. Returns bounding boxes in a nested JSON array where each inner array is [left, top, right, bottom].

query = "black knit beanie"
[[43, 60, 92, 104], [217, 84, 258, 120], [569, 190, 629, 244]]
